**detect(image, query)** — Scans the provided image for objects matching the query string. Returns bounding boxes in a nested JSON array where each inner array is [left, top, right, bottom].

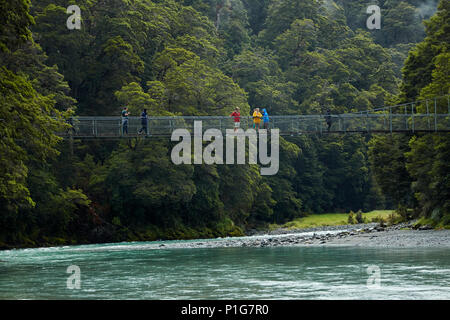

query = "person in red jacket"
[[230, 107, 241, 132]]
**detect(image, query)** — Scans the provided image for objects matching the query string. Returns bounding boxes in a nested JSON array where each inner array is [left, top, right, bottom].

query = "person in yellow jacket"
[[252, 108, 263, 130]]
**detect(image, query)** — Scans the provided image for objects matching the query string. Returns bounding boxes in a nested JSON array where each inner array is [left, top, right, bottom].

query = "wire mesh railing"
[[60, 96, 450, 138]]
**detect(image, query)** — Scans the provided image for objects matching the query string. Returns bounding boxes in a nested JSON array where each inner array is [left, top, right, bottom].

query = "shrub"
[[356, 210, 364, 224], [441, 213, 450, 227], [348, 211, 356, 224], [386, 212, 399, 226], [431, 208, 442, 224], [396, 205, 409, 221], [371, 215, 386, 226]]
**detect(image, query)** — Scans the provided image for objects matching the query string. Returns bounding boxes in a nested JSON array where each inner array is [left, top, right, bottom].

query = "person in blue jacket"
[[262, 108, 270, 130]]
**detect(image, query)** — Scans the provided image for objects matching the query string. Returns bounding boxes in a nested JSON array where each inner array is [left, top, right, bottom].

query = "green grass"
[[414, 216, 450, 230], [269, 210, 396, 230]]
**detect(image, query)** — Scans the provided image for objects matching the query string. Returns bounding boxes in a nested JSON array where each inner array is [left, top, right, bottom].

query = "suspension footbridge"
[[61, 96, 450, 139]]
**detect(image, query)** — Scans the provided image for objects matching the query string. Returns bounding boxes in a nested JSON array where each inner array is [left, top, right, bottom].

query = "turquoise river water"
[[0, 239, 449, 300]]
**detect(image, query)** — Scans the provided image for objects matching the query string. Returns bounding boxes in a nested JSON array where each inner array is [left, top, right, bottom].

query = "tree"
[[0, 0, 66, 213], [242, 0, 270, 35], [152, 47, 249, 115], [265, 138, 303, 223], [228, 49, 298, 114], [0, 0, 92, 247], [368, 135, 414, 208], [0, 68, 60, 211], [259, 0, 321, 45], [215, 0, 251, 58], [406, 134, 450, 218], [401, 0, 449, 100], [0, 0, 34, 53], [274, 19, 318, 70], [115, 81, 172, 116], [401, 1, 449, 220], [376, 1, 425, 46], [91, 141, 196, 227]]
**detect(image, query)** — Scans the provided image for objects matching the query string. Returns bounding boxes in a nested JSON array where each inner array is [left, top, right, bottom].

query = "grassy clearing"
[[269, 210, 396, 230]]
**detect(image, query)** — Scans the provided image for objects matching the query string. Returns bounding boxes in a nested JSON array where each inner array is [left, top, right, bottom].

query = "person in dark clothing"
[[325, 109, 332, 132], [138, 109, 148, 135], [122, 107, 130, 135]]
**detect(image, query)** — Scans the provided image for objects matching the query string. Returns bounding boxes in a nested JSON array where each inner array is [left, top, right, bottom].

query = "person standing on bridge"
[[252, 108, 262, 131], [325, 108, 332, 132], [138, 109, 148, 135], [122, 107, 130, 135], [230, 107, 241, 132], [262, 108, 270, 130]]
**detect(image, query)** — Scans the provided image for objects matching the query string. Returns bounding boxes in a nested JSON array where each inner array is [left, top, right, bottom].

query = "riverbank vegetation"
[[0, 0, 448, 249], [269, 210, 397, 230]]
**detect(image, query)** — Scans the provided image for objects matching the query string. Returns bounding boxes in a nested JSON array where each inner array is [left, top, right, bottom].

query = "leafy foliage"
[[1, 0, 446, 247], [370, 0, 449, 224]]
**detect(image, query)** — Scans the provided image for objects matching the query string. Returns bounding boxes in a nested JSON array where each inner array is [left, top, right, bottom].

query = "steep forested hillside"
[[369, 0, 449, 226], [0, 0, 447, 248]]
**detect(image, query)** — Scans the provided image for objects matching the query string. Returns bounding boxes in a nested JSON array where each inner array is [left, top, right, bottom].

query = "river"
[[0, 238, 449, 300]]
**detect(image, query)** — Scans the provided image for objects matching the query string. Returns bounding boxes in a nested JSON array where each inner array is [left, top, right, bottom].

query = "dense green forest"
[[0, 0, 448, 248]]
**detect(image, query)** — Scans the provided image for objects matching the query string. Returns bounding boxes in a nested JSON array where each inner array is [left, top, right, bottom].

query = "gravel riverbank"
[[151, 221, 450, 250], [4, 222, 449, 252]]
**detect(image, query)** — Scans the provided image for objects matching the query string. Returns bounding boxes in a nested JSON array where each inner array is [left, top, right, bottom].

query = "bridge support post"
[[427, 100, 431, 130], [366, 110, 370, 133], [404, 105, 408, 130], [411, 104, 415, 133], [434, 98, 438, 132], [68, 130, 74, 156], [389, 107, 393, 133]]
